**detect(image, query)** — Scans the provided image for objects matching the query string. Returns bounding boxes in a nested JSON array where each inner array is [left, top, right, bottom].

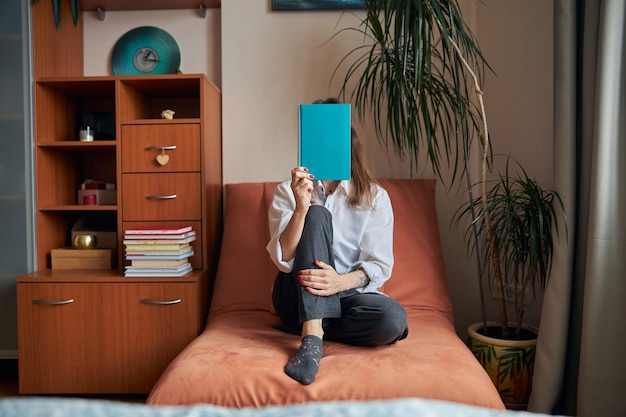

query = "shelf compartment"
[[36, 149, 116, 207], [122, 220, 203, 270], [118, 76, 202, 120], [35, 211, 117, 269], [35, 79, 116, 143]]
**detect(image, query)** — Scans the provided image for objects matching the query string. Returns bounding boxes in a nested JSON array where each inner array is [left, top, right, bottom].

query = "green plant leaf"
[[70, 0, 80, 26], [52, 0, 61, 29]]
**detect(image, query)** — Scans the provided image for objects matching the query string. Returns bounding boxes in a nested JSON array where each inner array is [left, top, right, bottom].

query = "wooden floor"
[[0, 359, 146, 403]]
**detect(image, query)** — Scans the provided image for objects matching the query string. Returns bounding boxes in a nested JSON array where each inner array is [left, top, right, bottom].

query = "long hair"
[[313, 98, 377, 208]]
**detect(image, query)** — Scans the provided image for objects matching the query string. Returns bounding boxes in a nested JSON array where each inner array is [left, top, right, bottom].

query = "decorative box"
[[77, 180, 117, 205], [51, 248, 115, 270]]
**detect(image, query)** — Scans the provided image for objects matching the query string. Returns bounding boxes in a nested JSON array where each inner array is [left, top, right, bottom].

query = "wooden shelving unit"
[[17, 1, 222, 394]]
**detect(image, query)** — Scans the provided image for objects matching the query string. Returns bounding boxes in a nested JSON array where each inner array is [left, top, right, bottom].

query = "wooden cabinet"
[[18, 1, 222, 394], [17, 271, 207, 394], [17, 75, 221, 393]]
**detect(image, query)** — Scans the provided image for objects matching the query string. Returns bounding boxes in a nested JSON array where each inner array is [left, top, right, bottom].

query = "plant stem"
[[448, 39, 509, 336], [517, 271, 534, 336], [446, 1, 487, 332]]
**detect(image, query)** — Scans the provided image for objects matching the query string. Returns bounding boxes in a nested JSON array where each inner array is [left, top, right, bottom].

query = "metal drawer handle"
[[145, 194, 177, 200], [144, 145, 177, 151], [140, 299, 182, 305], [33, 298, 74, 305]]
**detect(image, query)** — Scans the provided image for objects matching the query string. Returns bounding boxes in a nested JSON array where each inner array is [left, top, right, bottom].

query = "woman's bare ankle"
[[302, 319, 324, 339]]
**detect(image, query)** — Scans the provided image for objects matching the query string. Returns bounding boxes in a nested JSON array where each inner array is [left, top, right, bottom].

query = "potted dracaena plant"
[[333, 0, 566, 410], [33, 0, 80, 29], [455, 155, 566, 410]]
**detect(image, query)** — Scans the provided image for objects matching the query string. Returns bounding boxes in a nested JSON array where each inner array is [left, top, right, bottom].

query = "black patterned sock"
[[285, 335, 323, 385]]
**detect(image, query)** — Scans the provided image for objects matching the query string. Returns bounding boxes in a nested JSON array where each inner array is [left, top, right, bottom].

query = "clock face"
[[111, 27, 180, 76], [133, 47, 159, 72]]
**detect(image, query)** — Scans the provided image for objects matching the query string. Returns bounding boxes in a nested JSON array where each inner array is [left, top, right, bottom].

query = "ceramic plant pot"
[[467, 322, 538, 410]]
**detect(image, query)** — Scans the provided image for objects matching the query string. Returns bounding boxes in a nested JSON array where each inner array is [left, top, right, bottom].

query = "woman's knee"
[[345, 298, 407, 345], [376, 306, 408, 344], [305, 205, 332, 225]]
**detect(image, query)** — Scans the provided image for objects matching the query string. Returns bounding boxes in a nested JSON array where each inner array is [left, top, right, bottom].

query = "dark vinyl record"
[[111, 26, 181, 76]]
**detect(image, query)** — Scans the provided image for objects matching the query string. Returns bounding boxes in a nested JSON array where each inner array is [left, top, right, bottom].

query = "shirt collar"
[[336, 180, 351, 195], [315, 180, 351, 196]]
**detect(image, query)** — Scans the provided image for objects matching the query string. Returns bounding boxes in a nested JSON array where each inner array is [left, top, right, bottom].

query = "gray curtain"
[[528, 0, 626, 416]]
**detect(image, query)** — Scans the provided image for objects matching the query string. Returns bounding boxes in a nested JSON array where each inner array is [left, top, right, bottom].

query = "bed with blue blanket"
[[0, 397, 557, 417]]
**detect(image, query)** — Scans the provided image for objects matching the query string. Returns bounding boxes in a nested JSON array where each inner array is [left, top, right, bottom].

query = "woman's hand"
[[290, 167, 314, 211], [278, 167, 314, 262], [297, 260, 347, 296]]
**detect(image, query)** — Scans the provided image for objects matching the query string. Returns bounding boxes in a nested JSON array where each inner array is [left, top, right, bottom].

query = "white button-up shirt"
[[266, 179, 394, 294]]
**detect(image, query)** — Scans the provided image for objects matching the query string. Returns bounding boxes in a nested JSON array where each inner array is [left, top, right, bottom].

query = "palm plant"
[[33, 0, 80, 29], [334, 0, 566, 339], [334, 0, 488, 183], [334, 0, 492, 323]]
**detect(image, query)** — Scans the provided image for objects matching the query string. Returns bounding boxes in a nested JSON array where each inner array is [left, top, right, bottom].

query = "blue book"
[[299, 103, 351, 180]]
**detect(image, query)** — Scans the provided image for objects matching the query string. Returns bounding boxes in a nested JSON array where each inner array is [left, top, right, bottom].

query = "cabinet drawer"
[[17, 281, 198, 394], [122, 173, 201, 221], [121, 124, 200, 173]]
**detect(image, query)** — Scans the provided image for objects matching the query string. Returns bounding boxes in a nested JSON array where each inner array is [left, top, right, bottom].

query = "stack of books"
[[123, 226, 195, 277]]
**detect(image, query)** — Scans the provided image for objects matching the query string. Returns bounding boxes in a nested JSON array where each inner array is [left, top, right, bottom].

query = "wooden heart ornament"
[[156, 154, 170, 166]]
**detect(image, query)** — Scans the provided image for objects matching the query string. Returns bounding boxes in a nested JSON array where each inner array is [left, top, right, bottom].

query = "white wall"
[[474, 0, 554, 330], [221, 2, 417, 184], [82, 0, 554, 338], [83, 8, 221, 85]]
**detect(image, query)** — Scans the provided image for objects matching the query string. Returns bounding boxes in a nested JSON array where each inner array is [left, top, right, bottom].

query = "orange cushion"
[[209, 179, 452, 319]]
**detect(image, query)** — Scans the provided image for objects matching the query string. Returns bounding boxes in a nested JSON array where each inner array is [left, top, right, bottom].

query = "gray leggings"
[[272, 205, 408, 346]]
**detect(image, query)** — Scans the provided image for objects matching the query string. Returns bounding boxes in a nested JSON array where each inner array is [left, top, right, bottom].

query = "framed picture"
[[272, 1, 367, 11]]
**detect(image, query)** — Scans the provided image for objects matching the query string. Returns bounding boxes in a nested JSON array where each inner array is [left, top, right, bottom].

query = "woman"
[[266, 99, 408, 385]]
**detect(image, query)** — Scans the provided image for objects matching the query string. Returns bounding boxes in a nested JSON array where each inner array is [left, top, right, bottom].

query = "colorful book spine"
[[123, 231, 196, 240], [122, 235, 196, 245], [123, 225, 192, 235], [125, 249, 194, 261]]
